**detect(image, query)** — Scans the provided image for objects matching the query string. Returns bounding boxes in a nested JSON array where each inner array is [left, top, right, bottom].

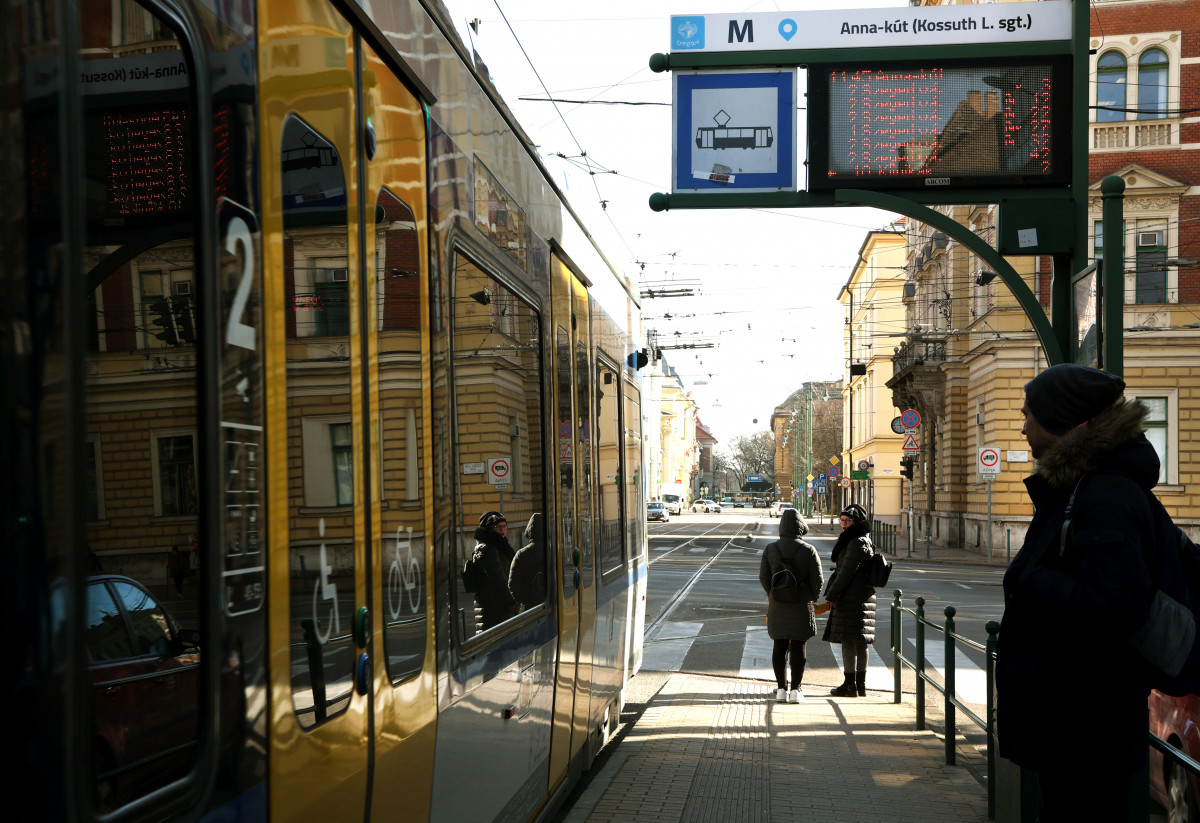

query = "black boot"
[[855, 671, 867, 697], [830, 672, 857, 697]]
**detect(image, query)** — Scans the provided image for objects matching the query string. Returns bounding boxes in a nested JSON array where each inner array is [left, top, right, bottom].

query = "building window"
[[1139, 396, 1168, 485], [1135, 229, 1167, 304], [1096, 51, 1127, 122], [1137, 49, 1168, 120], [331, 423, 353, 506], [156, 434, 197, 516]]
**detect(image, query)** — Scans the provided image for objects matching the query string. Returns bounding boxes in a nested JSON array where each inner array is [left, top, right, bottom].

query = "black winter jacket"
[[997, 399, 1156, 772], [822, 521, 877, 645], [759, 509, 823, 640], [472, 525, 518, 629]]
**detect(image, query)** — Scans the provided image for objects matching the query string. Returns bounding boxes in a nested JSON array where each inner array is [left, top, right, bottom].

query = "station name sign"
[[669, 0, 1071, 53]]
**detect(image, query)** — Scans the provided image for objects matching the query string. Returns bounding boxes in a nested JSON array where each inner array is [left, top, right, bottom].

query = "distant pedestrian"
[[998, 364, 1154, 821], [167, 545, 186, 598], [759, 508, 822, 703], [822, 503, 876, 697]]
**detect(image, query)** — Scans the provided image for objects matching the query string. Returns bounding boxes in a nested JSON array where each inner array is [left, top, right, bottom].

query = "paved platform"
[[564, 674, 988, 823]]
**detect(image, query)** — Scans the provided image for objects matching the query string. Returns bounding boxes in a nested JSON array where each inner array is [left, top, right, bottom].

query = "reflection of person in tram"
[[508, 513, 546, 611], [472, 511, 518, 628]]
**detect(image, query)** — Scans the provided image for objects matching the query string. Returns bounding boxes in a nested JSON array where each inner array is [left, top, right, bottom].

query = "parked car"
[[770, 501, 795, 518], [647, 501, 669, 522], [691, 499, 719, 513], [754, 499, 768, 508], [1149, 690, 1200, 820]]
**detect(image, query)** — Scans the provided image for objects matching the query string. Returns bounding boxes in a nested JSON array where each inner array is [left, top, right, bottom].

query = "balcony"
[[890, 338, 947, 375], [1091, 119, 1178, 151]]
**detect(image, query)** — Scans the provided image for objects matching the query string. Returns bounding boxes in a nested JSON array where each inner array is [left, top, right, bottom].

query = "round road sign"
[[901, 409, 921, 429], [978, 447, 1001, 475], [840, 477, 851, 488]]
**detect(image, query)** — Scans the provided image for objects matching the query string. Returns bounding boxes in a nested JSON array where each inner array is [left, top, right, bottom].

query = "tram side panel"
[[426, 113, 558, 823]]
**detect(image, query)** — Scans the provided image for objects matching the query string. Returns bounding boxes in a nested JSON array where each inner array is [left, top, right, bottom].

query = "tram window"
[[596, 361, 623, 577], [574, 340, 593, 584], [374, 187, 427, 683], [451, 255, 546, 639], [281, 115, 357, 727], [623, 381, 644, 561], [69, 3, 207, 810]]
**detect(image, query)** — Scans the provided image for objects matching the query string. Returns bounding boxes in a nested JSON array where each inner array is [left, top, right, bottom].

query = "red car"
[[84, 575, 201, 810], [1149, 689, 1200, 821]]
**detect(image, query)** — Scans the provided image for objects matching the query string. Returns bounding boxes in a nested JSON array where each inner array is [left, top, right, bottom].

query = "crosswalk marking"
[[641, 621, 705, 672], [649, 620, 988, 705], [907, 637, 988, 706]]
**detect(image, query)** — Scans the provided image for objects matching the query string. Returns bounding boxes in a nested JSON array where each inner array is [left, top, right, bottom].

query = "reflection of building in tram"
[[695, 125, 774, 150]]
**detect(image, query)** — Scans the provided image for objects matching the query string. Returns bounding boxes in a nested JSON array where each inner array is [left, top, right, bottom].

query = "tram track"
[[644, 521, 758, 639]]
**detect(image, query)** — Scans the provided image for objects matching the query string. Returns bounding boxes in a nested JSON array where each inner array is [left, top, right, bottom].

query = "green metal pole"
[[986, 620, 1001, 821], [944, 605, 957, 766], [1101, 175, 1126, 378], [892, 590, 903, 704], [915, 597, 926, 731]]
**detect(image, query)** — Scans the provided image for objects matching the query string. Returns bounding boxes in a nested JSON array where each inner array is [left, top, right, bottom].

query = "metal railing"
[[890, 589, 1200, 821], [890, 590, 1000, 817], [870, 520, 898, 554]]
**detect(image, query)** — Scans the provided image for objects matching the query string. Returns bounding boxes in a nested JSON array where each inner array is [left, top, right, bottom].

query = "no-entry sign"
[[487, 457, 512, 485], [978, 447, 1001, 476]]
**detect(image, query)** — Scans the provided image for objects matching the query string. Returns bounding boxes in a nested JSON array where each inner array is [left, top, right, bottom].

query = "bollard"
[[944, 605, 957, 766], [892, 590, 903, 704], [986, 619, 1000, 821], [926, 519, 931, 559], [1007, 528, 1011, 563], [915, 596, 926, 730]]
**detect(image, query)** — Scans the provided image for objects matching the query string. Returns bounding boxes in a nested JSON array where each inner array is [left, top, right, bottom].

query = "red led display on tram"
[[807, 57, 1069, 191]]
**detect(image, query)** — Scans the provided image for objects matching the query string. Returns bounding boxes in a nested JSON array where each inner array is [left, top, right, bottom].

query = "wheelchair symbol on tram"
[[387, 525, 421, 619], [312, 518, 340, 644]]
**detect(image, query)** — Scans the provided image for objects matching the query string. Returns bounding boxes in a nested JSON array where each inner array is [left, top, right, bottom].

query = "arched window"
[[1096, 51, 1127, 122], [1138, 48, 1169, 119]]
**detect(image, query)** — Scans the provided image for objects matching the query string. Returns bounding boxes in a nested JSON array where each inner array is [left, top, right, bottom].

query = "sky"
[[444, 0, 909, 446]]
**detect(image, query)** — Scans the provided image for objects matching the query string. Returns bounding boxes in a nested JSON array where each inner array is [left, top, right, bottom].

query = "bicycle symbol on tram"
[[387, 525, 421, 619]]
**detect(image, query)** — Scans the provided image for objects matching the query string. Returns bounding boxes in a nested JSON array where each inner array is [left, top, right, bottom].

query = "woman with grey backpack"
[[759, 508, 823, 703]]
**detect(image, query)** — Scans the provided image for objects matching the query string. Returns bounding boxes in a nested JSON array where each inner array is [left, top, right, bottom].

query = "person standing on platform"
[[822, 503, 876, 697], [998, 364, 1155, 822], [471, 511, 518, 630], [759, 508, 822, 703]]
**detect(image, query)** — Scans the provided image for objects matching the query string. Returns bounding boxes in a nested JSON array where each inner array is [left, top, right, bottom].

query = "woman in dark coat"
[[822, 503, 876, 697], [472, 511, 518, 629], [759, 508, 823, 703]]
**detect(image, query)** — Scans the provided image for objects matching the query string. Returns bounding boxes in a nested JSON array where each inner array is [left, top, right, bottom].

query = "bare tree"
[[721, 431, 775, 492]]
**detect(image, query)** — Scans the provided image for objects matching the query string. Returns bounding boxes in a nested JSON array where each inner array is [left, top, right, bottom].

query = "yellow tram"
[[0, 0, 648, 820]]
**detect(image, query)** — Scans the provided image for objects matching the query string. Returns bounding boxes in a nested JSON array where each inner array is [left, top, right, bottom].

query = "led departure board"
[[808, 56, 1070, 191]]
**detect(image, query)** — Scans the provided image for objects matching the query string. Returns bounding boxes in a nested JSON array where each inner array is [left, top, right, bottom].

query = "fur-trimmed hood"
[[1034, 397, 1159, 490]]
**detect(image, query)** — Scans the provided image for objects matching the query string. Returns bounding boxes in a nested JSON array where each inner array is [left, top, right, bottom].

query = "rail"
[[889, 590, 1200, 821]]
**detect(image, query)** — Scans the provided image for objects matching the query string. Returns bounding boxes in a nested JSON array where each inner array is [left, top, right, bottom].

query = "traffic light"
[[900, 457, 914, 481], [149, 299, 180, 345], [175, 297, 196, 344]]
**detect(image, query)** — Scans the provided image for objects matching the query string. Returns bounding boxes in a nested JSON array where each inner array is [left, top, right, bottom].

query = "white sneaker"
[[788, 688, 803, 704], [775, 688, 788, 702]]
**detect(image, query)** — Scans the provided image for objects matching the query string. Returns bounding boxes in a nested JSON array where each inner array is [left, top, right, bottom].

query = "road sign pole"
[[986, 477, 993, 562]]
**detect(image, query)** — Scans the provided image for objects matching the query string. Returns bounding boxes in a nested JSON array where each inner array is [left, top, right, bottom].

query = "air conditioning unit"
[[329, 268, 349, 282], [173, 280, 193, 296], [1138, 231, 1164, 248]]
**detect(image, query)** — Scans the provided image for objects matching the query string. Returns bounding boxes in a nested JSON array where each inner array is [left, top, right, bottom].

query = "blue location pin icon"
[[778, 18, 797, 41]]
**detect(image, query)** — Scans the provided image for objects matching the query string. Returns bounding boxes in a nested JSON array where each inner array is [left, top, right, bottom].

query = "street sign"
[[902, 433, 920, 453], [487, 457, 511, 485], [463, 462, 485, 475], [806, 474, 814, 482], [857, 460, 869, 471], [978, 446, 1001, 476], [901, 409, 921, 430], [817, 473, 826, 481], [829, 456, 839, 465], [817, 483, 827, 494], [673, 70, 797, 193], [840, 477, 851, 488], [827, 465, 839, 478], [748, 474, 763, 482], [850, 470, 869, 480]]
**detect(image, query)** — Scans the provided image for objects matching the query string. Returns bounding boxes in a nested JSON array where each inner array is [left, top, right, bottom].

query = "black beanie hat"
[[1024, 364, 1125, 434], [479, 511, 506, 529], [840, 503, 868, 523]]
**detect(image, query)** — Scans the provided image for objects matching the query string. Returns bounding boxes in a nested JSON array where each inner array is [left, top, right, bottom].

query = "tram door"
[[260, 1, 370, 819], [548, 257, 598, 790]]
